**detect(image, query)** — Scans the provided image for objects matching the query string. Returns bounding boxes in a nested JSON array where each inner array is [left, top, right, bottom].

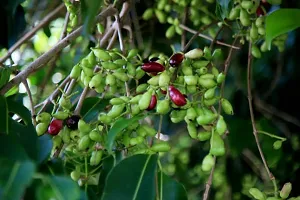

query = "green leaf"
[[101, 154, 158, 200], [0, 95, 9, 134], [81, 97, 109, 122], [7, 97, 32, 125], [216, 0, 233, 20], [157, 171, 188, 200], [0, 67, 12, 90], [37, 134, 53, 164], [105, 115, 145, 154], [0, 134, 29, 161], [81, 0, 103, 36], [266, 9, 300, 49], [0, 159, 36, 200], [36, 176, 81, 200]]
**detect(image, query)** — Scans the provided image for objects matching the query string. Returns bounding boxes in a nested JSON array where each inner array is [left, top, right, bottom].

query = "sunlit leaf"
[[266, 9, 300, 49]]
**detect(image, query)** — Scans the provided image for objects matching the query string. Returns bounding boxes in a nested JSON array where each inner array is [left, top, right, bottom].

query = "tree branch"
[[180, 24, 240, 50], [247, 42, 277, 197], [0, 6, 117, 95], [0, 4, 66, 65]]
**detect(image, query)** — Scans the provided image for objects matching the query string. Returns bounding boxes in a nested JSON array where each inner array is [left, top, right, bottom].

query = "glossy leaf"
[[101, 154, 158, 200], [266, 9, 300, 49], [0, 160, 36, 200], [81, 0, 103, 36], [157, 171, 188, 200], [216, 0, 233, 20], [36, 176, 81, 200], [0, 134, 29, 161], [81, 97, 109, 122], [37, 134, 53, 164], [0, 95, 8, 134], [105, 115, 145, 153]]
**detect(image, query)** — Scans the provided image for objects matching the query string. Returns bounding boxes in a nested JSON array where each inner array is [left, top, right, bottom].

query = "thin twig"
[[180, 24, 240, 50], [209, 26, 223, 50], [247, 42, 277, 197], [203, 156, 216, 200], [183, 22, 218, 53], [23, 80, 36, 125], [0, 6, 117, 95], [0, 4, 66, 65], [218, 37, 239, 115], [74, 87, 89, 115]]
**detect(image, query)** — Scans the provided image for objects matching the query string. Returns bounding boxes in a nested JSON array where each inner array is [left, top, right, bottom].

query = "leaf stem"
[[257, 130, 286, 141]]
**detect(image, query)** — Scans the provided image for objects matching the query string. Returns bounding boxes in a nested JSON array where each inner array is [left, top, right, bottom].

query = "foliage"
[[1, 0, 300, 200]]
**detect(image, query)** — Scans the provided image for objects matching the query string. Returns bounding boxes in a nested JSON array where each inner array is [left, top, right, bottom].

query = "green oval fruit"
[[52, 136, 62, 148], [251, 44, 262, 58], [127, 62, 136, 77], [187, 122, 197, 139], [110, 98, 126, 105], [210, 132, 225, 156], [89, 130, 102, 142], [192, 61, 210, 69], [140, 124, 157, 136], [127, 49, 139, 59], [97, 23, 105, 34], [70, 130, 80, 141], [90, 150, 103, 166], [130, 136, 144, 145], [151, 141, 171, 152], [155, 9, 166, 23], [204, 87, 216, 99], [185, 48, 203, 59], [184, 75, 198, 86], [198, 78, 217, 89], [156, 100, 170, 114], [216, 116, 227, 135], [78, 119, 91, 134], [136, 126, 147, 137], [52, 111, 69, 120], [147, 75, 160, 86], [166, 25, 176, 39], [258, 27, 265, 35], [221, 98, 234, 115], [273, 140, 282, 150], [249, 188, 265, 200], [240, 9, 251, 26], [70, 64, 81, 79], [98, 114, 112, 124], [78, 135, 90, 151], [130, 94, 142, 104], [159, 71, 171, 87], [60, 127, 70, 144], [250, 23, 258, 39], [142, 8, 154, 20], [36, 112, 51, 123], [36, 123, 48, 136], [83, 76, 92, 87], [82, 66, 93, 77], [181, 64, 193, 75], [136, 83, 148, 93], [113, 70, 129, 82], [102, 61, 120, 70], [131, 104, 141, 116], [280, 182, 292, 199], [89, 74, 102, 89], [217, 73, 225, 84], [241, 1, 254, 9], [105, 74, 116, 86], [204, 97, 218, 106], [198, 131, 212, 141], [59, 96, 72, 110], [202, 154, 215, 172], [186, 107, 197, 120], [228, 7, 240, 20], [138, 90, 153, 110], [70, 170, 81, 181], [107, 104, 125, 119], [255, 17, 264, 27], [92, 48, 111, 61]]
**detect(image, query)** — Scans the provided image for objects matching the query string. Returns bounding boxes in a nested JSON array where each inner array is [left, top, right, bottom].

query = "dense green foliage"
[[1, 0, 300, 200]]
